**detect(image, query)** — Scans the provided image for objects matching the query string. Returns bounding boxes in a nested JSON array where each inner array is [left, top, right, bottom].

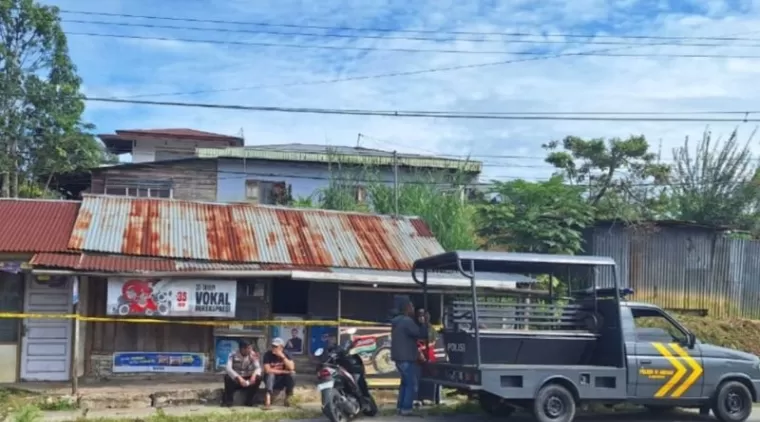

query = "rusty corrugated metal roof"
[[0, 199, 80, 253], [69, 195, 443, 271], [30, 252, 270, 272]]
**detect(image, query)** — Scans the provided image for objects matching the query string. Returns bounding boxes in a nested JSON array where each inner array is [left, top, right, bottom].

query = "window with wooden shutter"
[[245, 180, 260, 203]]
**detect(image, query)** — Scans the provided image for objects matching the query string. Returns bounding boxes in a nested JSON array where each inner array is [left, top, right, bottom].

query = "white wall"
[[216, 158, 480, 203], [131, 138, 230, 163], [0, 345, 17, 382]]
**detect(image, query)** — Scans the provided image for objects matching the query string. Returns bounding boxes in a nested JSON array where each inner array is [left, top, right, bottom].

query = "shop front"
[[82, 276, 272, 378]]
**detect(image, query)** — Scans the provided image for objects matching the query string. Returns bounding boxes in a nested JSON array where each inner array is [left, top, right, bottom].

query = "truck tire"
[[712, 381, 753, 422], [533, 383, 576, 422], [479, 392, 515, 418]]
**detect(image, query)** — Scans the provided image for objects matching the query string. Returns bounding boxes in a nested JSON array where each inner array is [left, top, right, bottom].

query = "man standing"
[[262, 337, 296, 408], [391, 296, 430, 416], [222, 340, 262, 407]]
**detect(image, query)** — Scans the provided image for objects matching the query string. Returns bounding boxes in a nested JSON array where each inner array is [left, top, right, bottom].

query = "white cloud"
[[39, 0, 760, 180]]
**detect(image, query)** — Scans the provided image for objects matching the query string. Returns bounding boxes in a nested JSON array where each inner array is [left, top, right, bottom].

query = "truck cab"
[[621, 301, 760, 410], [413, 250, 760, 422]]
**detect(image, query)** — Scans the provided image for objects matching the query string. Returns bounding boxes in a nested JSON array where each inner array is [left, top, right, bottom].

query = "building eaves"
[[196, 146, 482, 173]]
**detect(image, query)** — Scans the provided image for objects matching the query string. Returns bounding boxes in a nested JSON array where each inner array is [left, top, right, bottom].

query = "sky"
[[39, 0, 760, 181]]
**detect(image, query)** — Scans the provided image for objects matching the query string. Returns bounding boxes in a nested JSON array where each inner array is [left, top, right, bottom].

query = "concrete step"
[[77, 385, 399, 410]]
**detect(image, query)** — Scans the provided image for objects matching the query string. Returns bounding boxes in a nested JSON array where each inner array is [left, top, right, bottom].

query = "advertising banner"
[[112, 352, 205, 373], [339, 326, 445, 379], [107, 278, 237, 317], [271, 316, 305, 355]]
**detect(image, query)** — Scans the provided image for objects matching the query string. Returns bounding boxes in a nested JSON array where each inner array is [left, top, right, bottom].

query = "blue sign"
[[214, 337, 243, 368], [112, 352, 205, 373], [310, 326, 337, 355]]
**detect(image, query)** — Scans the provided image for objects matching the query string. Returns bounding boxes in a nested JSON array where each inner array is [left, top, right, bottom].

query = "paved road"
[[285, 410, 760, 422]]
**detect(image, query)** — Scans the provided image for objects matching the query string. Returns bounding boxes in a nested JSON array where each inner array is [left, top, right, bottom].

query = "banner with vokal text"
[[107, 278, 237, 317]]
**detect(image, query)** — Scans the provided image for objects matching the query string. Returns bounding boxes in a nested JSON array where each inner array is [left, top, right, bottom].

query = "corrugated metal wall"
[[585, 224, 760, 319]]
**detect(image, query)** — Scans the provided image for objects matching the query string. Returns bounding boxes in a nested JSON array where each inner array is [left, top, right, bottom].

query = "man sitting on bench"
[[262, 337, 296, 408]]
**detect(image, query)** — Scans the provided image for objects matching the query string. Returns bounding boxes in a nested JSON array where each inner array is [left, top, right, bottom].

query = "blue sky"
[[41, 0, 760, 180]]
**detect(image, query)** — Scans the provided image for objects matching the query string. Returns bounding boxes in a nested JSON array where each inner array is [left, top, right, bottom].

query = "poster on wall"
[[215, 337, 245, 368], [112, 352, 205, 373], [271, 316, 305, 355], [338, 326, 445, 379], [106, 278, 237, 317], [309, 326, 337, 355]]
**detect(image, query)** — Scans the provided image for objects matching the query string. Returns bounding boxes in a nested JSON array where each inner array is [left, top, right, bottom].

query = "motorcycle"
[[314, 328, 379, 422]]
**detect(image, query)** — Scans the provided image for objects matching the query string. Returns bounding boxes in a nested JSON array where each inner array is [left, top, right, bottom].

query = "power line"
[[83, 97, 760, 122], [57, 10, 760, 43], [66, 32, 760, 58], [89, 25, 759, 100], [61, 19, 760, 49]]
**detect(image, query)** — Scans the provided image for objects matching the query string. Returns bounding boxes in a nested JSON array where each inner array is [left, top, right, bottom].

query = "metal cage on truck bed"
[[411, 251, 622, 368]]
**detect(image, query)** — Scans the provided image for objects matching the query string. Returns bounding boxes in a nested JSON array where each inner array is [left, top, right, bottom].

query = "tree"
[[476, 177, 594, 254], [291, 164, 477, 251], [0, 0, 109, 198], [543, 135, 670, 221], [669, 128, 760, 229]]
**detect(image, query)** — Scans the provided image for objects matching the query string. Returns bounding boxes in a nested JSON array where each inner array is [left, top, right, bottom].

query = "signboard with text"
[[106, 278, 237, 317], [112, 352, 205, 373]]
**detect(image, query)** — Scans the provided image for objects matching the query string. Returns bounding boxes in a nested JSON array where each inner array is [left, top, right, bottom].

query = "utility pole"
[[393, 150, 399, 217], [356, 133, 362, 147]]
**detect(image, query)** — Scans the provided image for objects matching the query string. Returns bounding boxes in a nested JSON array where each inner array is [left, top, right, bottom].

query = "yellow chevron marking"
[[652, 342, 687, 398], [669, 343, 703, 398]]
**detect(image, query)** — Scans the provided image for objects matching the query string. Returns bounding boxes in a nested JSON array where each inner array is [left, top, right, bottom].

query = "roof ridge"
[[79, 194, 422, 220]]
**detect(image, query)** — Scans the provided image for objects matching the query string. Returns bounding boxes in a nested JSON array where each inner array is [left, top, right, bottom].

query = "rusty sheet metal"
[[0, 199, 80, 253], [31, 252, 269, 272], [69, 195, 443, 271]]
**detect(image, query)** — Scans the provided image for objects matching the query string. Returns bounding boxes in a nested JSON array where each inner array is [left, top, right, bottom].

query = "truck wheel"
[[712, 381, 753, 422], [533, 383, 576, 422], [479, 392, 515, 417]]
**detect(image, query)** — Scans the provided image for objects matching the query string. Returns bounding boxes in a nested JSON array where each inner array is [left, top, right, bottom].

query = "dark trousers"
[[264, 372, 295, 396], [223, 374, 262, 406]]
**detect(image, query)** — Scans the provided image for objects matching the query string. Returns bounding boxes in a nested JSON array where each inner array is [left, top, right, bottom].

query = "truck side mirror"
[[686, 332, 696, 348]]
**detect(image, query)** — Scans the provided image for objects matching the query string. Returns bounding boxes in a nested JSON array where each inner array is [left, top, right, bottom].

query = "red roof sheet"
[[0, 199, 80, 253], [69, 195, 443, 271], [116, 128, 243, 142]]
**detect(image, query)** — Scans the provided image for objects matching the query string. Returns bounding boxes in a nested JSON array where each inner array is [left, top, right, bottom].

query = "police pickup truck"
[[412, 251, 760, 422]]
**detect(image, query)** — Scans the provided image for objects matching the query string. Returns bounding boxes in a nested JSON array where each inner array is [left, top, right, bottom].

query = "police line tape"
[[0, 312, 443, 329]]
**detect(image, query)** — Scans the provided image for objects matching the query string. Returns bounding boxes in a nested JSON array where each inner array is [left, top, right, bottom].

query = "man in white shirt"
[[223, 340, 262, 407]]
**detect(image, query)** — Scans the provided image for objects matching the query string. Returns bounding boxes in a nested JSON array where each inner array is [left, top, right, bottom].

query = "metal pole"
[[469, 260, 481, 366], [337, 286, 342, 342], [70, 276, 80, 396], [393, 150, 399, 216]]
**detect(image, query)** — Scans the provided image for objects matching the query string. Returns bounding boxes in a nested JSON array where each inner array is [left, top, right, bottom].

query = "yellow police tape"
[[0, 312, 443, 329]]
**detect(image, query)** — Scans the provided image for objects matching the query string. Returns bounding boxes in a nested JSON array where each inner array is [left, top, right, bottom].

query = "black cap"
[[239, 340, 251, 348], [394, 295, 412, 313]]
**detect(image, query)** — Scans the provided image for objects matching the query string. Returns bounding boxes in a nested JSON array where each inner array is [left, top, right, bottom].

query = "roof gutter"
[[31, 269, 293, 278]]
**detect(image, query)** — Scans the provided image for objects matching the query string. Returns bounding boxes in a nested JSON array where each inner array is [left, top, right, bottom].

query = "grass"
[[7, 400, 482, 422]]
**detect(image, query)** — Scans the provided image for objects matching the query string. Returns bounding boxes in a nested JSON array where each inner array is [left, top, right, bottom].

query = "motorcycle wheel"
[[362, 394, 378, 416], [371, 347, 394, 374], [322, 389, 347, 422]]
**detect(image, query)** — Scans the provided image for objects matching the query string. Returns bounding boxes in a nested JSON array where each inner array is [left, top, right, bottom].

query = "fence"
[[586, 223, 760, 319]]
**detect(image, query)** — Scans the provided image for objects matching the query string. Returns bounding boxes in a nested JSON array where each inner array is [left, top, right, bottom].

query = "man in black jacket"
[[390, 296, 430, 416]]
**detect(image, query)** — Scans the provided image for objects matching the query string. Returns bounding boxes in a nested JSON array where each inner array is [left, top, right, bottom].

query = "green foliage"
[[477, 176, 594, 254], [11, 405, 41, 422], [669, 128, 760, 230], [0, 0, 110, 198], [543, 135, 670, 221]]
